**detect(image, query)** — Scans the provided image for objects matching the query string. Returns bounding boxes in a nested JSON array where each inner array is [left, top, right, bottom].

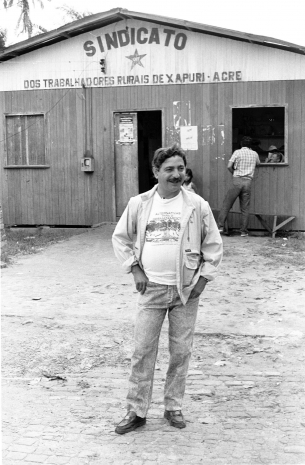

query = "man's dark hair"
[[241, 136, 252, 148], [185, 168, 193, 180], [152, 143, 187, 170]]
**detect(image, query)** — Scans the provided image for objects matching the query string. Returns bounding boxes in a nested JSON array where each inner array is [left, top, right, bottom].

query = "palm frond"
[[0, 28, 7, 50], [34, 0, 49, 9], [17, 6, 33, 37], [9, 0, 49, 38], [32, 23, 48, 33], [57, 5, 93, 21], [3, 0, 14, 7]]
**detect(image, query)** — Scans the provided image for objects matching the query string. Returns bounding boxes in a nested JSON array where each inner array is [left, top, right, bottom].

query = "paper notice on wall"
[[119, 123, 134, 143], [180, 126, 198, 150]]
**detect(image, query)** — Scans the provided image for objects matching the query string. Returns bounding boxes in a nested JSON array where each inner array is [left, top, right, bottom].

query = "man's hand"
[[131, 265, 149, 295], [227, 161, 234, 174], [189, 276, 208, 300]]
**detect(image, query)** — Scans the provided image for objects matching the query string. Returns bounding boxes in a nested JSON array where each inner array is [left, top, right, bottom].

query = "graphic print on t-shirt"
[[146, 212, 181, 243]]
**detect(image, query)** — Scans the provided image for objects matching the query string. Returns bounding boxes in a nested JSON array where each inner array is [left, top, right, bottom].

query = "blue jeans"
[[218, 177, 252, 233], [126, 282, 199, 417]]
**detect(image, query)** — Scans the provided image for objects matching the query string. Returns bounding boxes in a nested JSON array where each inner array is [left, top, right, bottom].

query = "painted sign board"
[[1, 19, 305, 91]]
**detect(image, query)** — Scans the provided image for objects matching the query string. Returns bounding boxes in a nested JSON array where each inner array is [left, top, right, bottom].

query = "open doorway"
[[137, 111, 162, 193]]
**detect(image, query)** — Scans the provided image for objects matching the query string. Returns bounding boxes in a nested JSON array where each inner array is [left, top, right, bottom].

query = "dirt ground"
[[1, 225, 305, 465]]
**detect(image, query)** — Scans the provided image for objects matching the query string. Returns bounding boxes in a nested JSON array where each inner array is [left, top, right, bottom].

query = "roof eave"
[[1, 7, 304, 62], [119, 9, 305, 54], [0, 7, 124, 61]]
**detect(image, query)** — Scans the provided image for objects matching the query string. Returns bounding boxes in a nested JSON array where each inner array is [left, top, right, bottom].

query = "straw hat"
[[268, 145, 278, 152]]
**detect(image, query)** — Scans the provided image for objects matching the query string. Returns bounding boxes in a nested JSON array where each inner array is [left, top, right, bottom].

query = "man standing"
[[218, 136, 260, 237], [112, 144, 222, 434]]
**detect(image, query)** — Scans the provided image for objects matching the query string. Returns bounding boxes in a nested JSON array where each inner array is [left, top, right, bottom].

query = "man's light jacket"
[[112, 185, 223, 305]]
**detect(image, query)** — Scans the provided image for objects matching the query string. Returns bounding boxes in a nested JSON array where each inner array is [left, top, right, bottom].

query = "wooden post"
[[272, 215, 278, 239]]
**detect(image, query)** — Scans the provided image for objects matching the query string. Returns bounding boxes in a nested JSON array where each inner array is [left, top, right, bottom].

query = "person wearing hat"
[[265, 145, 284, 163], [218, 136, 260, 237]]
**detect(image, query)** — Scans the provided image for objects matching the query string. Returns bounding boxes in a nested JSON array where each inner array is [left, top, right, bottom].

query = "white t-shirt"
[[141, 191, 183, 285]]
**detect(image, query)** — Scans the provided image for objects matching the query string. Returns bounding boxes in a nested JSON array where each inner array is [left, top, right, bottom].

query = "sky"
[[1, 0, 305, 48]]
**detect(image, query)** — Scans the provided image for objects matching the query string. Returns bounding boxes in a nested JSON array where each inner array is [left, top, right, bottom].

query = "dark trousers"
[[218, 177, 252, 233]]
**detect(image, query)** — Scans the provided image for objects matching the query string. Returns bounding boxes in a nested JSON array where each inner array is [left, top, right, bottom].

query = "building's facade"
[[1, 8, 305, 229]]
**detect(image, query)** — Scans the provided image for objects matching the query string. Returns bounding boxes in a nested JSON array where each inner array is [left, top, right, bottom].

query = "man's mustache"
[[169, 178, 182, 183]]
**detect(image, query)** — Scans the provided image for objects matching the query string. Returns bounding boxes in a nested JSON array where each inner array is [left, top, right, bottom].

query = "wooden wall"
[[1, 79, 304, 229]]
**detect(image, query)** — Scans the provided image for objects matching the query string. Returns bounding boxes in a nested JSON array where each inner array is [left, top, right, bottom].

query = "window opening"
[[232, 106, 287, 164], [5, 114, 46, 166]]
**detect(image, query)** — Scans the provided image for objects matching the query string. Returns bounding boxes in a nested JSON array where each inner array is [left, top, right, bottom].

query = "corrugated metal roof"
[[1, 7, 305, 62]]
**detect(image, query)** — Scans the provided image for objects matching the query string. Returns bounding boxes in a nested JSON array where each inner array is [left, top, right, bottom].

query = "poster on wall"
[[180, 126, 198, 150], [119, 115, 135, 144], [119, 123, 134, 142]]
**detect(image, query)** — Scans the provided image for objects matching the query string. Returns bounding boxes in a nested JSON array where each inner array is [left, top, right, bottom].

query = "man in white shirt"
[[218, 136, 260, 237], [112, 144, 223, 434]]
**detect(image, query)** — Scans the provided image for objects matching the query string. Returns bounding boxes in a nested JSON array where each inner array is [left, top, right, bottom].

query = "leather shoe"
[[115, 411, 146, 435], [164, 410, 186, 428]]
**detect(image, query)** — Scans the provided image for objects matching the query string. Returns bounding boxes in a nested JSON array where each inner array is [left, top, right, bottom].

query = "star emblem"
[[126, 49, 147, 70]]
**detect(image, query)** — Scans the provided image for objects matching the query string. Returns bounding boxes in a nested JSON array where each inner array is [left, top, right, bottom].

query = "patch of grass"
[[1, 227, 88, 266]]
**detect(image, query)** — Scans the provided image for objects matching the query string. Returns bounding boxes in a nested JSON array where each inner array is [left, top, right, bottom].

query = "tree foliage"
[[2, 1, 93, 44], [0, 28, 7, 51], [57, 5, 93, 22], [3, 0, 50, 38]]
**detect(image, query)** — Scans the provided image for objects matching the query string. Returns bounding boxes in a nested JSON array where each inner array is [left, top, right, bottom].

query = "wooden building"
[[1, 8, 305, 230]]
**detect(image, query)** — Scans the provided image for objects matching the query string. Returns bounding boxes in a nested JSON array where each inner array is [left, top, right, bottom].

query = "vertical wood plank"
[[209, 83, 218, 208], [44, 91, 52, 224], [286, 81, 295, 224], [200, 84, 211, 201], [300, 81, 305, 229], [290, 81, 302, 224], [76, 86, 86, 225], [0, 92, 10, 223], [68, 90, 78, 225], [216, 83, 226, 210], [4, 93, 18, 224]]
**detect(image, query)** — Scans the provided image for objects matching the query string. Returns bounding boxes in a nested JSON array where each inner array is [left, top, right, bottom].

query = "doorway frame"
[[111, 107, 165, 219]]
